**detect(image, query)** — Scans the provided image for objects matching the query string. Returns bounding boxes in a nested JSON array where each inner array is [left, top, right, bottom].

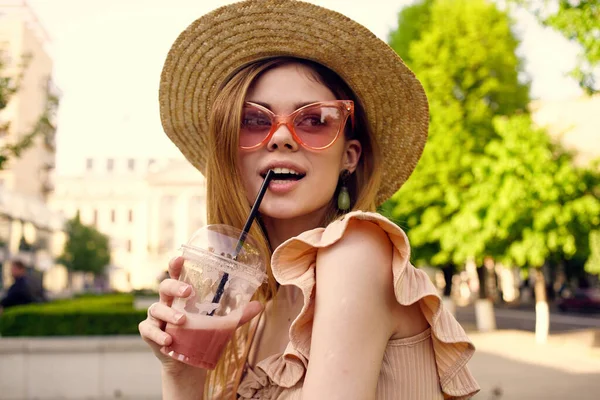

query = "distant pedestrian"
[[0, 259, 35, 314]]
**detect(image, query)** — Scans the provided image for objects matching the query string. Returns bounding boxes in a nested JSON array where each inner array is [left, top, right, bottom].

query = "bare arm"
[[139, 257, 263, 400], [161, 367, 207, 400], [301, 219, 398, 400]]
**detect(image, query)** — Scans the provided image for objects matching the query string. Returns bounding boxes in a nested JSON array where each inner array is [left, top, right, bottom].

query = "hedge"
[[0, 294, 146, 337]]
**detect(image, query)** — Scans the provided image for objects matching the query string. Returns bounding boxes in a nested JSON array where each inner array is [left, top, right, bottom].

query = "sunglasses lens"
[[240, 106, 272, 148], [294, 105, 343, 148], [239, 103, 349, 149]]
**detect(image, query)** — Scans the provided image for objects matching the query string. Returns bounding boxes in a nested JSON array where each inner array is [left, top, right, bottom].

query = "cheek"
[[308, 152, 343, 191]]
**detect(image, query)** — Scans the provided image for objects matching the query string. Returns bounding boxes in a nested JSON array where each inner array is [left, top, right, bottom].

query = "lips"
[[258, 164, 307, 195], [260, 164, 307, 181]]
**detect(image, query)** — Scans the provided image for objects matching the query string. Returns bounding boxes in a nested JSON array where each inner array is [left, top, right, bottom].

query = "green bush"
[[131, 288, 159, 297], [0, 294, 146, 337]]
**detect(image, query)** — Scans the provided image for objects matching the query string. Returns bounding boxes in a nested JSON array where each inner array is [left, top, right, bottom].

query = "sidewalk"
[[467, 329, 600, 399]]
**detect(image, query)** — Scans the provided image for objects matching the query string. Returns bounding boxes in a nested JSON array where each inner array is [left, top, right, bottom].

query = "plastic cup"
[[162, 224, 266, 369]]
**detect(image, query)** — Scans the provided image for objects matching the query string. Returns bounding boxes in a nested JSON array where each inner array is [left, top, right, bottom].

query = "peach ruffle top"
[[235, 211, 480, 399]]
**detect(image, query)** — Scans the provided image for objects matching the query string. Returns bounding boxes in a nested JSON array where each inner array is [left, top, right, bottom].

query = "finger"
[[168, 256, 185, 280], [238, 301, 264, 327], [149, 302, 186, 326], [159, 278, 191, 305], [139, 319, 172, 347]]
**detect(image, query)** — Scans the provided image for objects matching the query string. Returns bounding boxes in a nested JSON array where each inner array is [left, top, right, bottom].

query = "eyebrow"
[[248, 101, 320, 111]]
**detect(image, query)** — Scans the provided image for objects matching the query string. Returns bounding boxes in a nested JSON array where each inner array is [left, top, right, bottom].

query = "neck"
[[262, 207, 330, 250]]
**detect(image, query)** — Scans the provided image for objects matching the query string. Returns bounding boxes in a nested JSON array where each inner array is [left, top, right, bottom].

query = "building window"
[[93, 209, 98, 226], [188, 195, 206, 239], [159, 195, 176, 252], [128, 159, 135, 171], [86, 158, 93, 171], [128, 209, 133, 222], [127, 239, 132, 252], [111, 209, 116, 223], [107, 158, 114, 172]]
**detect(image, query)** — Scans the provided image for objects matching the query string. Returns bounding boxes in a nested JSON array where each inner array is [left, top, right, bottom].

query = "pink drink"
[[163, 311, 239, 369], [163, 225, 266, 369]]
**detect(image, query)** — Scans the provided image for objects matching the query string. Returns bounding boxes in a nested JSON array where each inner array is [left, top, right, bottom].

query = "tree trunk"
[[475, 260, 496, 332], [534, 268, 549, 344], [441, 264, 456, 316], [477, 266, 487, 299], [442, 264, 454, 297], [67, 270, 74, 291]]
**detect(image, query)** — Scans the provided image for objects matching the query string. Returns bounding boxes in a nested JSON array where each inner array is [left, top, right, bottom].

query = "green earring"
[[337, 170, 351, 211]]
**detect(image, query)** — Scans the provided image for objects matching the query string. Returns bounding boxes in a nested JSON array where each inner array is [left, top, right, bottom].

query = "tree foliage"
[[514, 0, 600, 94], [58, 213, 111, 277], [383, 0, 529, 266], [0, 50, 58, 170], [383, 0, 600, 274], [388, 0, 434, 68], [586, 230, 600, 275], [480, 115, 599, 268]]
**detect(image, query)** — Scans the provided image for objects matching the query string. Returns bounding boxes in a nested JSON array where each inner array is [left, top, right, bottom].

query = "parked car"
[[557, 289, 600, 313]]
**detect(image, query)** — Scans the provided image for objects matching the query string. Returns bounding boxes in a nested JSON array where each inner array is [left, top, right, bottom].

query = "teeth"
[[271, 167, 301, 175]]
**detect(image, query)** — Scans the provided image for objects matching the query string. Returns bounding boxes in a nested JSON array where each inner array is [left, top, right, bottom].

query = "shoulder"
[[314, 213, 397, 331], [314, 211, 430, 338], [316, 211, 395, 279], [303, 213, 400, 396]]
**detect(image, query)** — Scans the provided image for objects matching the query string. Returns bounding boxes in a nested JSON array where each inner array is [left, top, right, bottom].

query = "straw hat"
[[159, 0, 429, 205]]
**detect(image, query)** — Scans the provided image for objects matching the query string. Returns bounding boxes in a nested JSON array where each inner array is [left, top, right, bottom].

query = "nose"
[[267, 123, 299, 152]]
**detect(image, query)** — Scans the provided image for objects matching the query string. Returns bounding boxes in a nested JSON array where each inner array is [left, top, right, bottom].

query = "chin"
[[259, 198, 326, 221]]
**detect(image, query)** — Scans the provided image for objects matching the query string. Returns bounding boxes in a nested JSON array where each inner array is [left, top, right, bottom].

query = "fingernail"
[[162, 334, 170, 346], [174, 313, 184, 322], [179, 285, 189, 295]]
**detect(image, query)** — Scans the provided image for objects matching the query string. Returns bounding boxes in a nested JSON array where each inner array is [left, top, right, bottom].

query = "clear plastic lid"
[[181, 224, 267, 286]]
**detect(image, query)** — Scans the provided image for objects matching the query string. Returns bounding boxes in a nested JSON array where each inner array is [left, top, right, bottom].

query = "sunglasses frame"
[[239, 100, 355, 150]]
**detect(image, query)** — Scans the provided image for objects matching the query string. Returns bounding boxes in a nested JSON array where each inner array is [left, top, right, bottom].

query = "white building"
[[50, 157, 207, 291], [0, 0, 65, 290]]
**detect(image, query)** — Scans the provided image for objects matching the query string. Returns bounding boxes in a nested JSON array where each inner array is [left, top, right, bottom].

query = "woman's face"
[[237, 63, 361, 221]]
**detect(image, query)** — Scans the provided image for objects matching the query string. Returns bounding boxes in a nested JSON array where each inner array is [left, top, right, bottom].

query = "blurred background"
[[0, 0, 598, 399]]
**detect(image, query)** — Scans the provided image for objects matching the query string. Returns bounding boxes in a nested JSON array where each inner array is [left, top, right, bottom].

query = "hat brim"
[[159, 0, 429, 205]]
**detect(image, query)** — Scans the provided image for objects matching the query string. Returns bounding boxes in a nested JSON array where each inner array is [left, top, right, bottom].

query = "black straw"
[[208, 170, 274, 313]]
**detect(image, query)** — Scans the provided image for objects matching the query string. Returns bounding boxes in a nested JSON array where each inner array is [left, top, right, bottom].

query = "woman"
[[139, 1, 480, 399]]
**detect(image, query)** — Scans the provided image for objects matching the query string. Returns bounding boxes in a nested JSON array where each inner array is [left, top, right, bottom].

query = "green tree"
[[387, 0, 434, 67], [384, 0, 600, 342], [0, 50, 58, 170], [384, 0, 530, 270], [514, 0, 600, 94], [586, 230, 600, 275], [58, 213, 111, 278], [478, 115, 600, 273], [384, 0, 600, 282]]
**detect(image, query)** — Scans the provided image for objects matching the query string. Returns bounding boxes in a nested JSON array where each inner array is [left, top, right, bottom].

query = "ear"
[[342, 139, 362, 173]]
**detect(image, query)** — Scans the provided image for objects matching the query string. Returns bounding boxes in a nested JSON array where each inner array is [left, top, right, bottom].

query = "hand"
[[138, 256, 264, 373]]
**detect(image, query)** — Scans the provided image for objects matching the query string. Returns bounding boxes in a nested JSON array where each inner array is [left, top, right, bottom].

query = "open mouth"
[[261, 167, 306, 182]]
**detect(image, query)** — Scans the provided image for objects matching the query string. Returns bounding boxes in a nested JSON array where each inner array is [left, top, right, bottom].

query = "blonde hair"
[[204, 57, 382, 398]]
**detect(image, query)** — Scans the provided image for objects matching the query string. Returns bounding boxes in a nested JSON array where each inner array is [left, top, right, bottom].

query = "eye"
[[241, 110, 271, 129], [296, 114, 327, 127]]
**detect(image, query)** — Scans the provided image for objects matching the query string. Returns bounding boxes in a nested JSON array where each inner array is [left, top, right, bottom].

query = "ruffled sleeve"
[[239, 210, 479, 399]]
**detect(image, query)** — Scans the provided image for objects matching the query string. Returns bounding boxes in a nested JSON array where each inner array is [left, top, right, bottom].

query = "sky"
[[21, 0, 583, 175]]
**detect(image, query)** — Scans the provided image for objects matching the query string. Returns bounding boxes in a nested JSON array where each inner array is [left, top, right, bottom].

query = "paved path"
[[456, 304, 600, 333], [467, 330, 600, 399]]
